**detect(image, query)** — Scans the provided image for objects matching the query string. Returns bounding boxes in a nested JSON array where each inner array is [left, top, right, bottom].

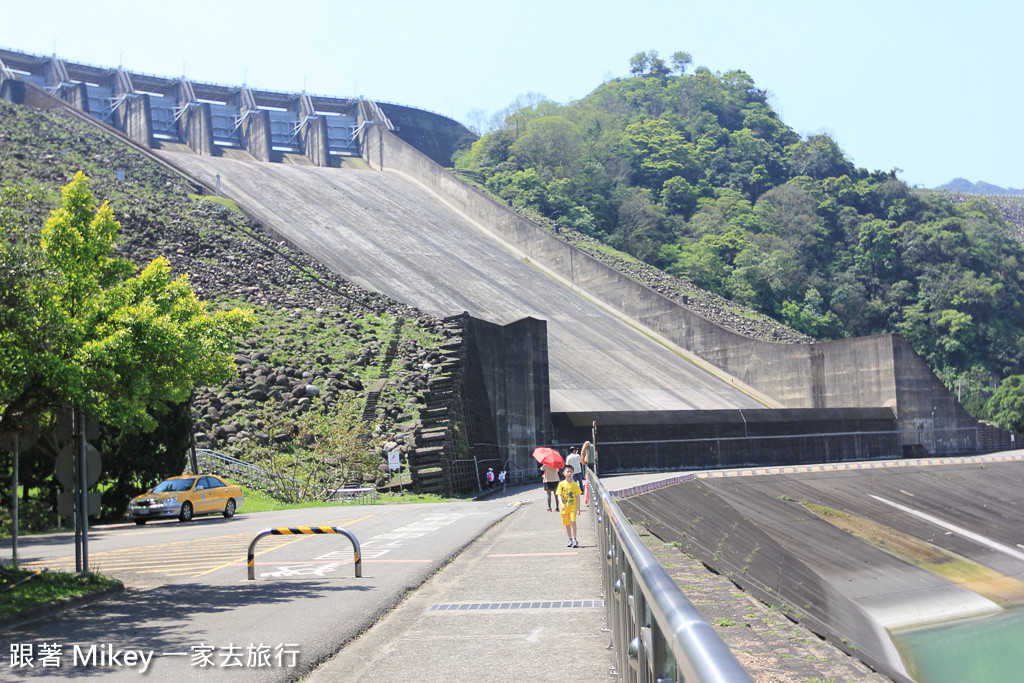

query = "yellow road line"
[[192, 533, 309, 577], [25, 516, 376, 578], [320, 514, 374, 527]]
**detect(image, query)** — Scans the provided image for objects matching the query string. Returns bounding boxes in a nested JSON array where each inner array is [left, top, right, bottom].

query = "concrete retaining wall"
[[301, 116, 331, 167], [463, 315, 551, 471], [59, 82, 90, 113], [361, 125, 977, 453]]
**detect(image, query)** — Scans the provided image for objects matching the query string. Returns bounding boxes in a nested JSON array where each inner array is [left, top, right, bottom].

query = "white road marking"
[[261, 563, 342, 578], [869, 494, 1024, 563]]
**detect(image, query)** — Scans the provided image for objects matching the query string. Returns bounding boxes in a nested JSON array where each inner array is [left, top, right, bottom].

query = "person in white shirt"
[[565, 446, 583, 488]]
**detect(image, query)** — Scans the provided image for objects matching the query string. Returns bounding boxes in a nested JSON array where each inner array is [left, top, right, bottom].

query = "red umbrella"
[[532, 447, 564, 469]]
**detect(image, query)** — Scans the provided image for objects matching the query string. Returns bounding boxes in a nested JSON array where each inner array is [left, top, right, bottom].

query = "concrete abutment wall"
[[460, 315, 552, 472]]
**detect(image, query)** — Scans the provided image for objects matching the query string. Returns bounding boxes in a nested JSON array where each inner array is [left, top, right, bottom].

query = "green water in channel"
[[894, 608, 1024, 683]]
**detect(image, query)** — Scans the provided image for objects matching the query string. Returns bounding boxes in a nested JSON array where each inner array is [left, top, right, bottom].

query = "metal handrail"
[[590, 468, 753, 682], [194, 449, 313, 499]]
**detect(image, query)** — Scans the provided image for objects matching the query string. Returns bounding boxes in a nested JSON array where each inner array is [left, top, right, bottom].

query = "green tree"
[[485, 168, 547, 211], [621, 118, 699, 188], [612, 188, 666, 262], [0, 184, 56, 429], [647, 50, 670, 78], [670, 51, 693, 76], [785, 134, 854, 179], [509, 116, 583, 175], [987, 375, 1024, 433], [452, 50, 1024, 390], [780, 288, 844, 339], [935, 308, 974, 363], [0, 172, 256, 437], [97, 400, 193, 520], [660, 176, 698, 217], [629, 51, 650, 76], [246, 398, 376, 501]]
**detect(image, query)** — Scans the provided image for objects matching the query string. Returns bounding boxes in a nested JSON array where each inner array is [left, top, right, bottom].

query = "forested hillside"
[[455, 50, 1024, 416]]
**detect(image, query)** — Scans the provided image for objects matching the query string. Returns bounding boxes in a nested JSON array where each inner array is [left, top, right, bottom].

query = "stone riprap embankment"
[[0, 101, 452, 470], [112, 197, 449, 451], [945, 192, 1024, 242]]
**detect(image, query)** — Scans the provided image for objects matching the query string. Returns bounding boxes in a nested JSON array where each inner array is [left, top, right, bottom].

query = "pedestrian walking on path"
[[542, 464, 561, 511], [556, 465, 583, 547], [566, 446, 582, 488]]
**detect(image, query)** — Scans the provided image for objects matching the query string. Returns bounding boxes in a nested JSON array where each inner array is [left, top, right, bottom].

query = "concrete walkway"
[[306, 485, 614, 682]]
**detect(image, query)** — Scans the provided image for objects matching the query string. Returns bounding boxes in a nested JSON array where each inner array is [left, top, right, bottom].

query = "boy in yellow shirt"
[[556, 465, 583, 548]]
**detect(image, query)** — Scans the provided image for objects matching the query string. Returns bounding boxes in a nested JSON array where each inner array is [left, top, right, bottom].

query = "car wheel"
[[134, 519, 147, 526], [179, 501, 194, 522], [223, 498, 236, 518]]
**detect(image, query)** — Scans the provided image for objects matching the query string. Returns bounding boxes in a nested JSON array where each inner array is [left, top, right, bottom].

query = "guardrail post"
[[247, 525, 362, 580]]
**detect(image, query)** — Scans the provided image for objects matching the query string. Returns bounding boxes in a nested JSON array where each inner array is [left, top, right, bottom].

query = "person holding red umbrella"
[[532, 447, 564, 512]]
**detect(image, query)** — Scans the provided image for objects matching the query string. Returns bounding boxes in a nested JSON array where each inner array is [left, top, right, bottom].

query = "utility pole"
[[591, 421, 598, 475], [79, 407, 90, 573], [11, 433, 18, 567], [73, 409, 82, 573]]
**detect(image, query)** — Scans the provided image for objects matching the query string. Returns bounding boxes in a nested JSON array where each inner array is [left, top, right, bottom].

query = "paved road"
[[156, 150, 769, 414], [2, 501, 518, 681]]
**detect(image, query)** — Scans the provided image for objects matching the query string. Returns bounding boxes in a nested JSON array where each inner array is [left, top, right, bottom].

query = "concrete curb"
[[0, 579, 125, 634]]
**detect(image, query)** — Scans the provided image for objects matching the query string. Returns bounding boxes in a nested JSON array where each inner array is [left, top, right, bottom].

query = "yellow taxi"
[[127, 474, 244, 525]]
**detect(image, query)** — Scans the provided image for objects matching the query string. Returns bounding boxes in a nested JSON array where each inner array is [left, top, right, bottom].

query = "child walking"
[[556, 465, 583, 548]]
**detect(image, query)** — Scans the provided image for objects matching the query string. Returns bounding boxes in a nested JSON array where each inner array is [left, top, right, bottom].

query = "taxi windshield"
[[152, 478, 196, 493]]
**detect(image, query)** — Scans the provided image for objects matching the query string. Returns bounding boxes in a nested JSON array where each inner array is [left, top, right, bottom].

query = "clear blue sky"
[[4, 0, 1021, 189]]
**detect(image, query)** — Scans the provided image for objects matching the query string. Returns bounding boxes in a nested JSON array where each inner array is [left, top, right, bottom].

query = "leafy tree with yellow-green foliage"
[[0, 172, 255, 438]]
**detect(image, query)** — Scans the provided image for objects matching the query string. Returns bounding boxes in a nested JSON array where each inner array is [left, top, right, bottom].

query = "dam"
[[154, 150, 770, 415], [1, 45, 1001, 475], [4, 47, 1024, 681]]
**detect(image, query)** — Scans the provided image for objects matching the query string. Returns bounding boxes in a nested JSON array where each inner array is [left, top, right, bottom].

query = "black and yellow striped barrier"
[[1, 568, 44, 592], [247, 526, 362, 580]]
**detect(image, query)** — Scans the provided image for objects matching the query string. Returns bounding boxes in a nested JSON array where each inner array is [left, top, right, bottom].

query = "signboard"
[[56, 442, 101, 489], [388, 449, 401, 471], [57, 491, 102, 517]]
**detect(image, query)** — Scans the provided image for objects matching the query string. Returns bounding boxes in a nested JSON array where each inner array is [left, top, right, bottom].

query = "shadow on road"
[[5, 580, 371, 678]]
